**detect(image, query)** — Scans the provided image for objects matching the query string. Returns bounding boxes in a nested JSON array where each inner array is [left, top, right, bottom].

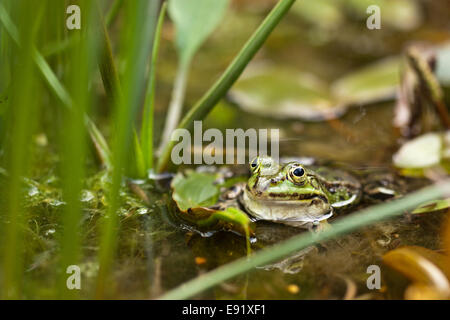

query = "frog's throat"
[[240, 189, 332, 224]]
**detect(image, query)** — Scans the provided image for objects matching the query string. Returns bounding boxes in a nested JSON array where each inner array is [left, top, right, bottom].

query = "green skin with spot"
[[239, 157, 361, 228]]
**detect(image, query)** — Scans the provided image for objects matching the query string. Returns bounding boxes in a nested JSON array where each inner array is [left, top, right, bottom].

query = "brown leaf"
[[383, 245, 450, 298]]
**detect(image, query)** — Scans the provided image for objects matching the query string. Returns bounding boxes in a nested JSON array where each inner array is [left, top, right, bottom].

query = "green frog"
[[237, 156, 362, 228]]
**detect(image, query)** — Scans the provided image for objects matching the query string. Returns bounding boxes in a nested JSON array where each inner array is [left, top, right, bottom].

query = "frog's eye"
[[250, 157, 260, 173], [288, 165, 306, 184], [293, 167, 304, 177]]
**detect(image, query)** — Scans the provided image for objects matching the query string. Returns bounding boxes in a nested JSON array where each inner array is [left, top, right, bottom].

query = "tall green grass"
[[56, 0, 97, 299], [95, 0, 158, 298], [0, 0, 43, 299]]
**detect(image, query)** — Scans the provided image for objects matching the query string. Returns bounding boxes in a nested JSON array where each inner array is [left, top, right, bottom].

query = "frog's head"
[[241, 156, 332, 225]]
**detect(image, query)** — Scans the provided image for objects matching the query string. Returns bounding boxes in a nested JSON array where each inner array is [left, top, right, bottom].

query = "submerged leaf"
[[404, 283, 448, 300]]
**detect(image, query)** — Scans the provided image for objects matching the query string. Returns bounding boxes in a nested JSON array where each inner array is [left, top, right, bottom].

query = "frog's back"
[[309, 166, 362, 210]]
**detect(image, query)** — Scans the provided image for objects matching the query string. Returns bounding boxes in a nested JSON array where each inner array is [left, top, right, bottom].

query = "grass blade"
[[140, 1, 167, 172], [105, 0, 125, 27], [57, 0, 97, 298], [98, 1, 122, 106], [134, 129, 146, 178], [41, 0, 122, 58], [0, 1, 112, 168], [95, 0, 158, 298], [0, 0, 43, 299]]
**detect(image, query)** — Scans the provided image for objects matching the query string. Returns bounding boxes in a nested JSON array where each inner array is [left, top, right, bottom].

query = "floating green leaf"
[[171, 171, 254, 242], [230, 57, 401, 121], [230, 64, 342, 121], [344, 0, 422, 31], [198, 207, 252, 254], [331, 57, 401, 106], [291, 0, 343, 30], [171, 171, 220, 211], [412, 198, 450, 214]]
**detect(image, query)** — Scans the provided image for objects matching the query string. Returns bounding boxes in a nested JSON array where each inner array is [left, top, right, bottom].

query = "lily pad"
[[343, 0, 422, 31], [170, 170, 255, 239], [171, 171, 220, 211], [230, 58, 402, 121], [292, 0, 421, 32], [291, 0, 344, 30], [229, 64, 344, 121], [330, 57, 401, 106]]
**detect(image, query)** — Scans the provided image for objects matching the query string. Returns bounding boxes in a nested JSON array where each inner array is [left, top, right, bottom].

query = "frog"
[[237, 156, 363, 228]]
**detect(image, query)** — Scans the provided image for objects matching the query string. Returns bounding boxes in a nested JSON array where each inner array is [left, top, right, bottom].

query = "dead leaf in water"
[[383, 245, 450, 299], [405, 283, 447, 300]]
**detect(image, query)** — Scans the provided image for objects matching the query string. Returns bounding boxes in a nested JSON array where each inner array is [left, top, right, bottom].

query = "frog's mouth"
[[244, 184, 329, 202]]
